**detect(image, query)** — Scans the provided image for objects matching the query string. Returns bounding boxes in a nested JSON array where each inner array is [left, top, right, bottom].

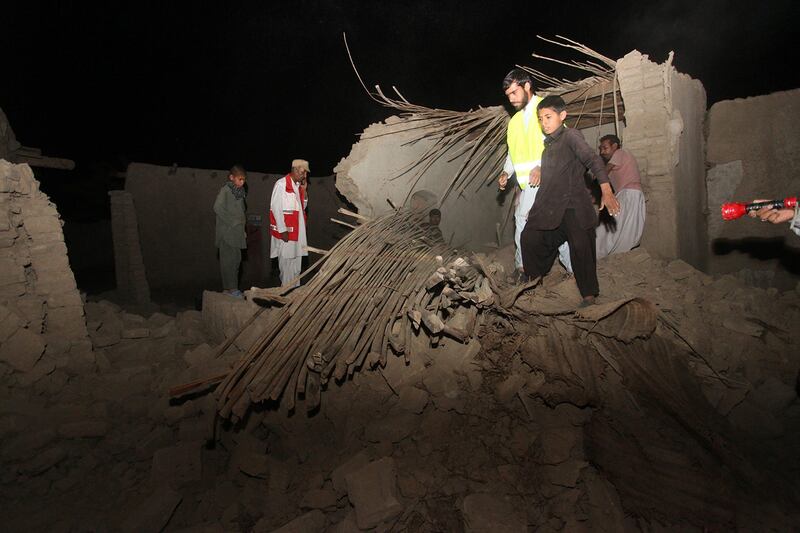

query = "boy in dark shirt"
[[520, 96, 620, 306]]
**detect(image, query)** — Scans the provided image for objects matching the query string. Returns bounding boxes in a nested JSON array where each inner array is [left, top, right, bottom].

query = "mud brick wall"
[[705, 89, 800, 289], [0, 159, 89, 381], [109, 190, 151, 306], [616, 51, 708, 269], [334, 111, 514, 249], [125, 163, 349, 293]]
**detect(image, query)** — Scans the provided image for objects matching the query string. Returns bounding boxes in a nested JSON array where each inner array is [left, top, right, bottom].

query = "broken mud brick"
[[345, 457, 403, 529]]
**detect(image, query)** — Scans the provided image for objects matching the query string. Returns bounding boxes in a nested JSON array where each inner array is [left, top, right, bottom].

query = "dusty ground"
[[1, 246, 799, 532]]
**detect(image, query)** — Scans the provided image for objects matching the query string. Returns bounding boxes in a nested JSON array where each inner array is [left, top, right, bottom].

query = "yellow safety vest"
[[506, 96, 545, 190]]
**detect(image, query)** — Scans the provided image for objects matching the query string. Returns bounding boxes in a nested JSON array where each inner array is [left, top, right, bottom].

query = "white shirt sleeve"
[[270, 181, 287, 233], [790, 207, 800, 237], [503, 153, 514, 176]]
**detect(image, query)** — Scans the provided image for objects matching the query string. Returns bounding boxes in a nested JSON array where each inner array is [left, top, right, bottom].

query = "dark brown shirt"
[[527, 126, 610, 231]]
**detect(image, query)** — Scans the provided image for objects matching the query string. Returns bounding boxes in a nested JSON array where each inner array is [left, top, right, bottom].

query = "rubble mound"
[[1, 244, 799, 531]]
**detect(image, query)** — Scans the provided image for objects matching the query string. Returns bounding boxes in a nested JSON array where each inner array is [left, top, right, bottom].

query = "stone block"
[[183, 343, 214, 367], [300, 488, 339, 510], [48, 289, 83, 309], [255, 510, 325, 533], [120, 486, 182, 533], [92, 332, 121, 348], [201, 290, 257, 342], [15, 294, 45, 329], [151, 320, 175, 338], [151, 441, 203, 487], [0, 257, 25, 286], [364, 409, 419, 443], [0, 232, 16, 248], [666, 259, 697, 280], [538, 427, 580, 465], [31, 251, 71, 273], [29, 240, 68, 258], [494, 374, 527, 404], [331, 451, 371, 495], [59, 419, 110, 438], [0, 304, 23, 341], [0, 327, 46, 372], [34, 272, 77, 295], [43, 333, 72, 356], [462, 493, 527, 533], [23, 215, 62, 235], [121, 327, 150, 339], [47, 305, 87, 338], [14, 357, 55, 386], [28, 231, 64, 245], [0, 209, 10, 232], [64, 341, 96, 374], [11, 175, 32, 195], [0, 281, 26, 298], [345, 457, 403, 529], [397, 385, 429, 414], [328, 512, 359, 533]]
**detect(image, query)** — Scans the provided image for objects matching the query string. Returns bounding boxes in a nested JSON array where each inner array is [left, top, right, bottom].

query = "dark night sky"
[[2, 0, 798, 176]]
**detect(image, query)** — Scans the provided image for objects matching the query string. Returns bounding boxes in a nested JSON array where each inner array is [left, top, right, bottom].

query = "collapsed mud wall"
[[335, 112, 514, 248], [0, 160, 89, 381], [706, 89, 800, 289], [123, 163, 349, 294], [616, 51, 708, 269], [0, 108, 21, 160]]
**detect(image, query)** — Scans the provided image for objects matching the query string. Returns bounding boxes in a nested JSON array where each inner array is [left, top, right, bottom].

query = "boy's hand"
[[599, 183, 620, 216], [529, 166, 541, 187], [281, 231, 289, 242], [498, 172, 509, 191]]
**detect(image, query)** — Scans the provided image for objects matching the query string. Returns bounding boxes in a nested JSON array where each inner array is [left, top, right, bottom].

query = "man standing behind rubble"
[[213, 165, 248, 298], [270, 159, 309, 287], [497, 69, 570, 280], [595, 134, 646, 258]]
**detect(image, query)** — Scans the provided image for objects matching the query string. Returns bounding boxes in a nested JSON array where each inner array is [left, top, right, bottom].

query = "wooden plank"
[[13, 152, 76, 170]]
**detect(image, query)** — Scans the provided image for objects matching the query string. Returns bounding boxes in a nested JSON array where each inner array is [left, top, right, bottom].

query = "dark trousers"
[[520, 209, 599, 297], [219, 241, 242, 291]]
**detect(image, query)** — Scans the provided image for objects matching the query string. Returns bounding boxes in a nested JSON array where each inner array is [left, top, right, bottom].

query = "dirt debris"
[[1, 243, 799, 531]]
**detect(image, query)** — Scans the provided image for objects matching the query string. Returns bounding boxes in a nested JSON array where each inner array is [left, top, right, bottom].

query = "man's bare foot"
[[578, 295, 595, 308]]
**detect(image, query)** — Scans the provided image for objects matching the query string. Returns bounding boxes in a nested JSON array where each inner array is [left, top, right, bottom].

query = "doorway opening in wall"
[[34, 163, 124, 297]]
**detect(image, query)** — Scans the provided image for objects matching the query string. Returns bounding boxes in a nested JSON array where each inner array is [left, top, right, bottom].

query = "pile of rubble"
[[2, 240, 799, 530]]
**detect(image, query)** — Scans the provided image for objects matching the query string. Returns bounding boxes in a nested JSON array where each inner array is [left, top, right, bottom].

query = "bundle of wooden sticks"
[[214, 209, 499, 420]]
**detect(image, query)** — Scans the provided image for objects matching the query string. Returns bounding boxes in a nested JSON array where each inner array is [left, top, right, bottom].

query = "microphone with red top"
[[721, 197, 797, 220]]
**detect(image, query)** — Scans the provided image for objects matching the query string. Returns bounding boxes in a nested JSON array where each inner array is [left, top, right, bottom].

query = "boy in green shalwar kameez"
[[213, 165, 247, 297]]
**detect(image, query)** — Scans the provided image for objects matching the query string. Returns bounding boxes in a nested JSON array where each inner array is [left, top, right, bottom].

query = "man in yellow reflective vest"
[[498, 69, 571, 279]]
